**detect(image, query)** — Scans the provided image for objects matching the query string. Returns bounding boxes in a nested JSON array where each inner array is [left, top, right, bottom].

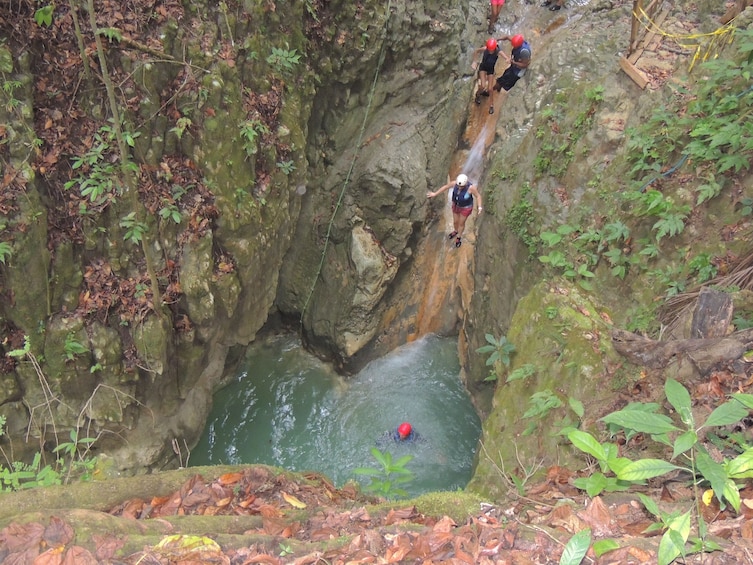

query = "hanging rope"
[[299, 0, 392, 330]]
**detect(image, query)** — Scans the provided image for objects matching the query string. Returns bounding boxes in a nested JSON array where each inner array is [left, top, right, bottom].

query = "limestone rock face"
[[0, 0, 471, 472]]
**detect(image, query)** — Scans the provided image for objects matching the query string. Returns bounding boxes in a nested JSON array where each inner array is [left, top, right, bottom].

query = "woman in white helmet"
[[426, 174, 483, 248]]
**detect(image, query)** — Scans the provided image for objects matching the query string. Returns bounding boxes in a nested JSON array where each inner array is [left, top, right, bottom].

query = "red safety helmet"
[[511, 34, 524, 48], [486, 38, 497, 51], [397, 422, 412, 438]]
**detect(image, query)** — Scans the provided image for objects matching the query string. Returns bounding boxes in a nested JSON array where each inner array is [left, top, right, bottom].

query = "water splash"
[[460, 122, 490, 186]]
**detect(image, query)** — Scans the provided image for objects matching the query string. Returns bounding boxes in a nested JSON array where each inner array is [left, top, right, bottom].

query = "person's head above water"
[[486, 38, 497, 51], [397, 422, 412, 439], [511, 34, 524, 48], [456, 174, 468, 187]]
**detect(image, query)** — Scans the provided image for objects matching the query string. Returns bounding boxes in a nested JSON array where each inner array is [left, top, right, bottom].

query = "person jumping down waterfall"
[[427, 174, 483, 248]]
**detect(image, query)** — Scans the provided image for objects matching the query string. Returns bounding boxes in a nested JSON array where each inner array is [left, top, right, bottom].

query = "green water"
[[190, 333, 482, 497]]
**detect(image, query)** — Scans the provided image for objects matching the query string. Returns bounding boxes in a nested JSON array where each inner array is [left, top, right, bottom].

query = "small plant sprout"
[[239, 119, 270, 158], [64, 332, 89, 361], [0, 241, 12, 264], [170, 116, 193, 140], [266, 46, 302, 72], [120, 212, 148, 245], [353, 447, 414, 499], [476, 333, 516, 382], [276, 160, 296, 175]]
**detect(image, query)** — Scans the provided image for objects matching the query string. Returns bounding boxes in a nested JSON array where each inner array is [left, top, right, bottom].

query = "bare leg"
[[452, 213, 462, 233], [489, 5, 501, 31], [456, 214, 468, 237], [475, 71, 491, 104], [486, 74, 495, 94]]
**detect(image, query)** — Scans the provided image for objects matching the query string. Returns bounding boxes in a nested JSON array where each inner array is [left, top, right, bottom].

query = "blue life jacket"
[[452, 184, 474, 207], [512, 41, 532, 77]]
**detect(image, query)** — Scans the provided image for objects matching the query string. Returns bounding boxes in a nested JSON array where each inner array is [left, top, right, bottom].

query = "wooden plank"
[[643, 0, 662, 17], [627, 7, 670, 64], [629, 0, 642, 55], [628, 48, 644, 65], [619, 56, 649, 89], [645, 8, 671, 51], [721, 0, 753, 24]]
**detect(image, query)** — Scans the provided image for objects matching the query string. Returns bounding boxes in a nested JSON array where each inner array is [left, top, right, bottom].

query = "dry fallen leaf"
[[282, 491, 307, 509]]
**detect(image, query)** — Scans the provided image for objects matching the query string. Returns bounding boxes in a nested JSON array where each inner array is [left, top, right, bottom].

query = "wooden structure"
[[619, 0, 668, 89], [721, 0, 753, 24]]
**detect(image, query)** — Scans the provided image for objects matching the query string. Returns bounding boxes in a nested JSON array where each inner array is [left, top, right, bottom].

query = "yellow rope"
[[299, 0, 392, 329], [632, 6, 737, 71]]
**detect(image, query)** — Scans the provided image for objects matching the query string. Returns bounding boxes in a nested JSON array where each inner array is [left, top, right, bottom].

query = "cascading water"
[[190, 333, 482, 497]]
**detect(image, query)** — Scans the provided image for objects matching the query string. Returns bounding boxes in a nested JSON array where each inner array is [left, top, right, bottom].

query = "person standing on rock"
[[426, 174, 483, 248], [488, 0, 505, 33], [471, 38, 502, 108], [489, 34, 531, 115]]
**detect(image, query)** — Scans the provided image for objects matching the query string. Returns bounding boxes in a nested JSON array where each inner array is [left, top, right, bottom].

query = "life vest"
[[480, 48, 500, 69], [512, 41, 532, 77], [452, 184, 474, 207]]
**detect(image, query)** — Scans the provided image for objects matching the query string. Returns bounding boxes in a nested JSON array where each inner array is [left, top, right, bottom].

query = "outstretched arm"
[[470, 46, 484, 69], [427, 181, 453, 199], [470, 185, 483, 213]]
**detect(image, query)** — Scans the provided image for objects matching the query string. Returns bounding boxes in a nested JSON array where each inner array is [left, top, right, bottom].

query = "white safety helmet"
[[456, 174, 468, 187]]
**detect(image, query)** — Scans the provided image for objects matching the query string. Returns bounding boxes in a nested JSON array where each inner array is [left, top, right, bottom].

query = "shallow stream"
[[190, 333, 482, 497]]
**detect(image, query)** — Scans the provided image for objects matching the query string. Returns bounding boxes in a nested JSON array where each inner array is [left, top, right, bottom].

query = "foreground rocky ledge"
[[1, 464, 751, 563]]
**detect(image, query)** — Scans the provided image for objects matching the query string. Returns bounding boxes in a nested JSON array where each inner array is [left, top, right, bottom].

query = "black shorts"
[[478, 62, 496, 75], [495, 66, 521, 92]]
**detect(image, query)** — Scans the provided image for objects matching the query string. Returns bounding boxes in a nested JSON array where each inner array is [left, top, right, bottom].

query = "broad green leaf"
[[695, 451, 727, 507], [703, 400, 750, 429], [34, 5, 54, 27], [657, 511, 691, 565], [672, 430, 697, 459], [602, 476, 632, 492], [732, 393, 753, 410], [665, 379, 693, 427], [605, 456, 633, 476], [637, 492, 661, 518], [725, 447, 753, 479], [392, 454, 414, 469], [593, 539, 620, 557], [559, 528, 591, 565], [370, 447, 388, 467], [601, 410, 680, 435], [603, 442, 619, 462], [573, 473, 607, 497], [650, 432, 673, 448], [617, 459, 684, 482], [568, 430, 606, 461], [643, 522, 665, 533], [722, 477, 741, 513], [568, 397, 584, 418]]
